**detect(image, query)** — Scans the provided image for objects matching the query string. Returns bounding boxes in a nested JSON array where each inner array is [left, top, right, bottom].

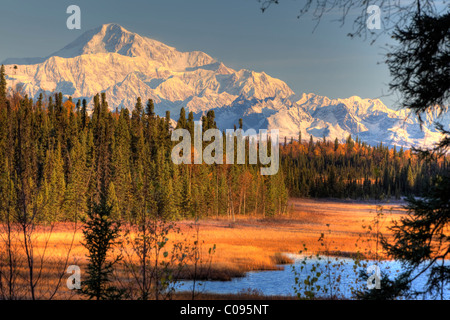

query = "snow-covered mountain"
[[3, 23, 448, 148], [208, 93, 448, 148]]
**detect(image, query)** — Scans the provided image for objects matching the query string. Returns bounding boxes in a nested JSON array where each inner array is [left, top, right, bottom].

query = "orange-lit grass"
[[172, 198, 406, 275], [0, 198, 407, 298]]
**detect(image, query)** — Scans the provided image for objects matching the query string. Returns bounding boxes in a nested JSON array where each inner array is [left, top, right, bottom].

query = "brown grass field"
[[0, 198, 408, 299]]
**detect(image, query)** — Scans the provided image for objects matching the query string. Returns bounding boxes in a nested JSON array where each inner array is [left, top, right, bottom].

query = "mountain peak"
[[50, 23, 149, 59], [46, 24, 217, 70], [100, 23, 128, 31]]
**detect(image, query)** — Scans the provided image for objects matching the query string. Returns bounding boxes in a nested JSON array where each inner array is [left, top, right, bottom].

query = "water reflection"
[[179, 254, 450, 300]]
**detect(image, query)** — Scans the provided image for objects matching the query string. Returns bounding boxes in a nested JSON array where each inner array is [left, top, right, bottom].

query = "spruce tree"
[[81, 99, 88, 129], [146, 99, 155, 118], [133, 97, 143, 119], [81, 201, 124, 300], [0, 65, 7, 108], [176, 107, 187, 129], [187, 111, 195, 137]]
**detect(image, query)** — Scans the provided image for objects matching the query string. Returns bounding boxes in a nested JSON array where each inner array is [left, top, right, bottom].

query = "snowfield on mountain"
[[3, 23, 448, 148]]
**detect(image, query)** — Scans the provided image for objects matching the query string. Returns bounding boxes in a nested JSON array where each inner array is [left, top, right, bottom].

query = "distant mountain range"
[[3, 23, 448, 148]]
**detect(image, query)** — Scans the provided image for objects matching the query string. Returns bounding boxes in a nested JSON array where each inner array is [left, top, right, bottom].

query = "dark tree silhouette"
[[387, 13, 450, 121], [260, 0, 450, 299], [381, 12, 450, 300], [259, 0, 443, 41], [81, 201, 124, 300]]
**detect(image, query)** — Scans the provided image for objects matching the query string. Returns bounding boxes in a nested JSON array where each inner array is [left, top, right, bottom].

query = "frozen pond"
[[179, 254, 450, 300]]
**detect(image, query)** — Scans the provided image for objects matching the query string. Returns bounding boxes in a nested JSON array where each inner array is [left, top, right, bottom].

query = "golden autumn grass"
[[173, 198, 407, 275], [0, 198, 407, 299]]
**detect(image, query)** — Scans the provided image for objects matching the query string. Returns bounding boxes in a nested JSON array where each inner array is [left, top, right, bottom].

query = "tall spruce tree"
[[0, 65, 7, 108], [176, 107, 187, 129], [81, 201, 124, 300]]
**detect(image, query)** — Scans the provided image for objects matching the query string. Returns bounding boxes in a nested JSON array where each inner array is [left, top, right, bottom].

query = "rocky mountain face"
[[3, 23, 447, 148]]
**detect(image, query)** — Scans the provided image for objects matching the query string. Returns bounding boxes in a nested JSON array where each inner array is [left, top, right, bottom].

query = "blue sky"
[[0, 0, 397, 107]]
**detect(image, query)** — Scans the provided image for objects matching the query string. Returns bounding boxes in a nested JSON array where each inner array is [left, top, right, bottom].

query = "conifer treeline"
[[0, 65, 287, 223], [281, 135, 448, 200], [0, 64, 446, 224]]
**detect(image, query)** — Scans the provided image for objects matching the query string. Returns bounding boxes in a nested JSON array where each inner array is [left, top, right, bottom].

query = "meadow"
[[0, 198, 407, 299]]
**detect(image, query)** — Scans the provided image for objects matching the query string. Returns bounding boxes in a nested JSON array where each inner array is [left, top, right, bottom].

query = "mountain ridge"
[[3, 23, 448, 148]]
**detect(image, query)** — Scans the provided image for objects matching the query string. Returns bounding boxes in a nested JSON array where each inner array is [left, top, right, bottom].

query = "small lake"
[[179, 254, 450, 300]]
